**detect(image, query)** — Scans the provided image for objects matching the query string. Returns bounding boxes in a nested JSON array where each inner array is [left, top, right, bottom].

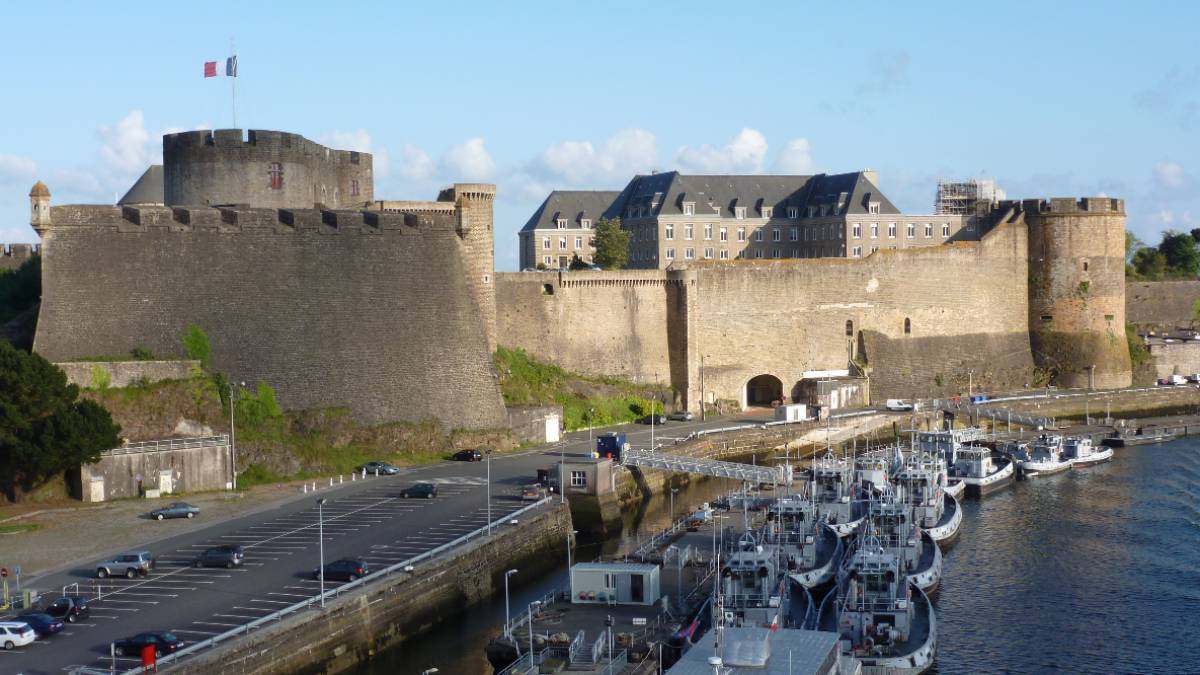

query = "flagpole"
[[230, 39, 237, 128]]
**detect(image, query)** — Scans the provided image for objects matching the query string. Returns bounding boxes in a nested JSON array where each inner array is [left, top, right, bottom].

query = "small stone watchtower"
[[1024, 197, 1132, 388], [439, 183, 498, 353], [30, 180, 51, 235]]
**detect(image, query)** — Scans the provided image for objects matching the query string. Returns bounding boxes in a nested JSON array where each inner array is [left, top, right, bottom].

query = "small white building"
[[774, 403, 808, 422], [570, 562, 660, 606]]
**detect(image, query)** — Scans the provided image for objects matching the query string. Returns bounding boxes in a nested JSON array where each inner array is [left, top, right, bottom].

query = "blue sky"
[[2, 1, 1197, 269]]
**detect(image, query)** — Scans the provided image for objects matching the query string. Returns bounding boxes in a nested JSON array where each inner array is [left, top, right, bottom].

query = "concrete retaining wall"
[[80, 436, 231, 501], [169, 502, 571, 675], [56, 360, 200, 388]]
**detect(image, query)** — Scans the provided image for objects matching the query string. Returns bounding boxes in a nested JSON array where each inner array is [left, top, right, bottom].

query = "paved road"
[[1, 413, 748, 674]]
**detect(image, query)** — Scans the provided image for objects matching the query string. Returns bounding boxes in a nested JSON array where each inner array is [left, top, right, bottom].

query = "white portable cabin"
[[774, 404, 808, 422], [570, 562, 660, 606]]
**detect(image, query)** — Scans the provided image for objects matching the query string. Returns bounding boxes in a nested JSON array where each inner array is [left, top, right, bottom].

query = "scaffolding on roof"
[[935, 178, 1006, 216]]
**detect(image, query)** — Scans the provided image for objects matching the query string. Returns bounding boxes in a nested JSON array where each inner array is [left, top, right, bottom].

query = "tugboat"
[[950, 445, 1015, 497], [916, 427, 986, 499], [719, 530, 788, 628], [894, 451, 962, 547], [867, 487, 942, 595], [1017, 434, 1073, 477], [810, 450, 866, 537], [774, 496, 843, 589], [1063, 436, 1113, 467], [817, 535, 937, 674]]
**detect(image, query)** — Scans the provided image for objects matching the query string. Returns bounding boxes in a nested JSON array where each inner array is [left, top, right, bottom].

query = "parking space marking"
[[193, 620, 240, 628]]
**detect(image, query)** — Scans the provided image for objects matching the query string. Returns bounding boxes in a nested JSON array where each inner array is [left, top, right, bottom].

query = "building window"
[[704, 224, 713, 240], [807, 205, 817, 218], [868, 202, 880, 214], [906, 223, 915, 238], [542, 237, 550, 250], [268, 162, 283, 190], [666, 248, 675, 260], [790, 227, 799, 242], [704, 247, 714, 259], [1083, 260, 1089, 271], [738, 227, 747, 242], [788, 206, 799, 219], [559, 238, 567, 250], [773, 228, 781, 242], [719, 249, 729, 260], [735, 207, 747, 219], [575, 236, 582, 248], [543, 256, 552, 266], [904, 317, 912, 334], [685, 224, 694, 240], [791, 248, 799, 257], [762, 206, 773, 219], [846, 320, 854, 336], [887, 223, 897, 238], [719, 227, 728, 242], [754, 249, 764, 259], [665, 224, 675, 240], [852, 223, 861, 239], [754, 229, 764, 242], [685, 248, 695, 260], [570, 471, 587, 488], [683, 202, 695, 215], [852, 245, 862, 257], [350, 179, 360, 197], [942, 224, 950, 237], [871, 246, 878, 253], [773, 248, 781, 258], [870, 223, 879, 239], [925, 223, 933, 238]]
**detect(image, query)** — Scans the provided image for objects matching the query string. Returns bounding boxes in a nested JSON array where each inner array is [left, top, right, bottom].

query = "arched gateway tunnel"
[[744, 374, 784, 408]]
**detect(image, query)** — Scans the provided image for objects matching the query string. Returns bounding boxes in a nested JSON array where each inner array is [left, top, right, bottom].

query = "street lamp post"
[[559, 441, 566, 504], [316, 497, 327, 607], [486, 448, 492, 535], [504, 568, 518, 638], [670, 487, 678, 523], [566, 529, 579, 593], [528, 600, 542, 665], [227, 380, 246, 489], [588, 408, 595, 450]]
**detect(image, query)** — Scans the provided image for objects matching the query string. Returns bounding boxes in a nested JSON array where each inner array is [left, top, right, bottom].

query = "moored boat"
[[811, 450, 866, 537], [1017, 434, 1073, 477], [894, 452, 962, 546], [774, 497, 843, 589], [1063, 436, 1113, 467], [951, 446, 1015, 497], [865, 488, 942, 595]]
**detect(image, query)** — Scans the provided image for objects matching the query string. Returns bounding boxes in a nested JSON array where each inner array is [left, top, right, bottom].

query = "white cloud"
[[533, 128, 657, 185], [397, 144, 435, 181], [1153, 209, 1177, 226], [97, 110, 154, 174], [675, 128, 768, 174], [324, 129, 390, 178], [0, 154, 37, 181], [773, 138, 817, 174], [1155, 161, 1186, 190], [441, 138, 495, 180]]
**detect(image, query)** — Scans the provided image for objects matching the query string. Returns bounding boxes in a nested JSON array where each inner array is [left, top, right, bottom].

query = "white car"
[[0, 621, 36, 650], [885, 399, 917, 412], [1168, 374, 1187, 386]]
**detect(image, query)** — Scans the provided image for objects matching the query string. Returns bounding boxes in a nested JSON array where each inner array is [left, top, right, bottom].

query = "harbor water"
[[361, 440, 1200, 674]]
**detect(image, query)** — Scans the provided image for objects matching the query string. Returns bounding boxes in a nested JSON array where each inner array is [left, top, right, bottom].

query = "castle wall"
[[495, 270, 675, 384], [688, 220, 1035, 407], [163, 130, 373, 209], [0, 243, 39, 272], [56, 360, 200, 389], [440, 184, 498, 352], [34, 205, 506, 429], [1126, 281, 1200, 331]]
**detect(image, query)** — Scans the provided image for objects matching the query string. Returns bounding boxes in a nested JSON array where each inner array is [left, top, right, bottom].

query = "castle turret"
[[1025, 197, 1132, 388], [30, 180, 51, 235], [439, 183, 497, 352]]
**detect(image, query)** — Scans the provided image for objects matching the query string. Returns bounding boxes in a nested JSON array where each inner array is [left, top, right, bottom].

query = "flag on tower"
[[203, 61, 217, 78], [226, 55, 237, 77]]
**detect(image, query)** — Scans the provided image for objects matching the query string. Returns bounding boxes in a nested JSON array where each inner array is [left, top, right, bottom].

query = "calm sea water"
[[363, 441, 1200, 674]]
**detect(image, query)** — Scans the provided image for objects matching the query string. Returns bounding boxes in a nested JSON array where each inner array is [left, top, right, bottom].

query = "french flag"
[[203, 61, 217, 78]]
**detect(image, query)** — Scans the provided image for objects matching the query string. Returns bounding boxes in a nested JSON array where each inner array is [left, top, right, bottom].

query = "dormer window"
[[735, 206, 747, 219], [807, 205, 817, 218], [711, 204, 721, 215], [683, 202, 695, 216], [787, 206, 798, 219], [556, 218, 567, 229], [868, 202, 880, 215], [762, 206, 773, 219], [580, 219, 591, 229]]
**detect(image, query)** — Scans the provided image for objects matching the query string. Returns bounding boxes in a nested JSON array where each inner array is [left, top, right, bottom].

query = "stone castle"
[[10, 128, 1132, 428]]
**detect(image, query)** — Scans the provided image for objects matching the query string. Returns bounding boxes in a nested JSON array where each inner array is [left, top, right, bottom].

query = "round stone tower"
[[1025, 197, 1132, 388], [30, 180, 51, 235], [440, 183, 498, 352]]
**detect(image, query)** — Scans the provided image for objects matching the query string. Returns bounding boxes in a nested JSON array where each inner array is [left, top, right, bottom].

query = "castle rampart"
[[163, 129, 373, 209], [0, 243, 39, 271]]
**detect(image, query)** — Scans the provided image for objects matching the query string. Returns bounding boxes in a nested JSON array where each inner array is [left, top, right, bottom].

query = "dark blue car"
[[15, 613, 64, 638]]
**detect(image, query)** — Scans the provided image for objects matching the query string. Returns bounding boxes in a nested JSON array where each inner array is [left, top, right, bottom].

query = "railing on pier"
[[119, 498, 556, 674], [496, 647, 552, 675], [621, 447, 787, 484]]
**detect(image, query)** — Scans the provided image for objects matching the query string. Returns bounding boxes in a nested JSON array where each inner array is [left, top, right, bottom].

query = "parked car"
[[521, 484, 547, 501], [885, 399, 918, 412], [96, 551, 156, 579], [113, 631, 184, 657], [668, 410, 695, 421], [637, 414, 667, 425], [357, 461, 400, 475], [148, 502, 200, 520], [452, 449, 483, 462], [1168, 374, 1187, 385], [399, 482, 438, 498], [14, 613, 64, 638], [314, 558, 370, 582], [0, 621, 36, 650], [43, 596, 90, 623], [1188, 374, 1200, 383], [192, 545, 244, 569]]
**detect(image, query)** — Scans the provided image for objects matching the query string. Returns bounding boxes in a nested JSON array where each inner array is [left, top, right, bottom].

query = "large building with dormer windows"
[[522, 171, 990, 269]]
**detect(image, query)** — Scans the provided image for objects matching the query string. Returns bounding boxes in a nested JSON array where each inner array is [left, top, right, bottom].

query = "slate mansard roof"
[[118, 165, 165, 205], [523, 171, 899, 231], [520, 190, 623, 233]]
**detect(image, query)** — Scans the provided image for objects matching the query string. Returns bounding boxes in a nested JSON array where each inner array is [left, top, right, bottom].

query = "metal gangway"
[[934, 400, 1056, 429], [620, 447, 788, 484]]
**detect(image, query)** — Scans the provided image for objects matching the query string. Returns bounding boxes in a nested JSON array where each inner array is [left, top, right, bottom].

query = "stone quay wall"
[[1127, 280, 1200, 332]]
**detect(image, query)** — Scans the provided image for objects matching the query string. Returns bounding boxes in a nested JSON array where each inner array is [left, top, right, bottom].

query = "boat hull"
[[828, 515, 865, 538], [1071, 447, 1114, 467], [1017, 459, 1072, 478], [927, 493, 962, 548], [856, 585, 938, 675], [944, 479, 965, 500], [908, 530, 943, 596], [788, 530, 842, 589], [962, 460, 1015, 497]]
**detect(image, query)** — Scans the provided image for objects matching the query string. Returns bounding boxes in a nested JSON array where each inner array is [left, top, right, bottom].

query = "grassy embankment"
[[494, 346, 668, 430]]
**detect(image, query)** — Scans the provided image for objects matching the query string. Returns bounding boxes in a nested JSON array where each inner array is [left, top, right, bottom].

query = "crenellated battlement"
[[46, 204, 455, 235], [0, 243, 40, 271], [1005, 196, 1125, 215]]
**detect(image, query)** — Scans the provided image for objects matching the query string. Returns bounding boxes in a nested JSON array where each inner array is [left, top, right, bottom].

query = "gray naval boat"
[[950, 445, 1015, 497], [894, 452, 962, 547], [719, 530, 814, 630], [916, 428, 989, 499], [810, 450, 867, 537], [817, 534, 937, 674], [865, 487, 942, 595], [1016, 433, 1073, 477], [773, 496, 843, 590]]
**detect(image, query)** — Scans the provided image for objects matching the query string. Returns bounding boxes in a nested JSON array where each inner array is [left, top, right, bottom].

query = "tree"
[[1132, 247, 1168, 279], [1125, 231, 1144, 263], [181, 323, 211, 366], [0, 342, 121, 500], [568, 253, 591, 271], [591, 217, 630, 270], [1159, 230, 1199, 278]]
